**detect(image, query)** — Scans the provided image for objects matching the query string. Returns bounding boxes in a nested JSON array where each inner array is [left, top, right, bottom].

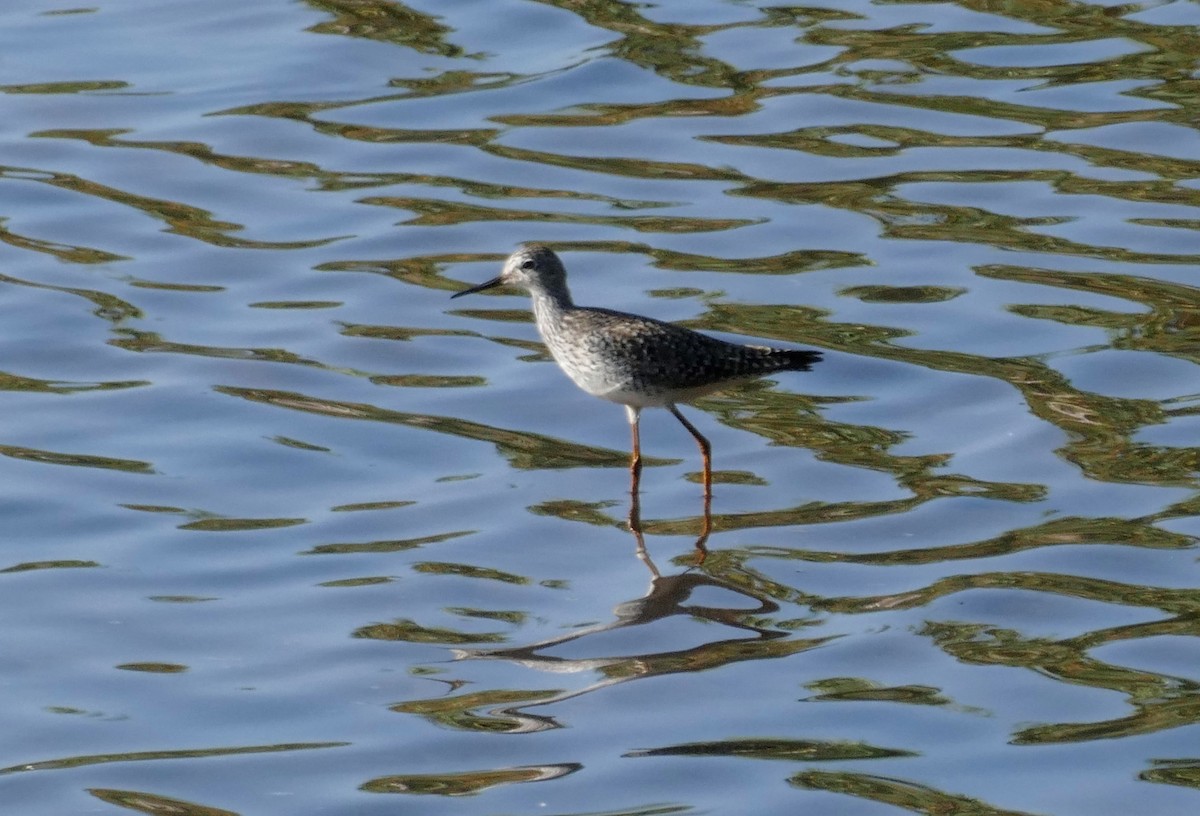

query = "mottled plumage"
[[544, 306, 819, 407], [452, 244, 822, 496]]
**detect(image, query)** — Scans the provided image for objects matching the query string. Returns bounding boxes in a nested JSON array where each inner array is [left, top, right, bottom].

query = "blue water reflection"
[[2, 1, 1199, 815]]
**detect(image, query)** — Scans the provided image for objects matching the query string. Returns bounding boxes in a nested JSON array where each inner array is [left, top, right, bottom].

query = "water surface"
[[3, 1, 1200, 814]]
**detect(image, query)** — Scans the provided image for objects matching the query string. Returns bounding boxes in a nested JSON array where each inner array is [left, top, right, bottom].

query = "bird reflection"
[[449, 498, 809, 732], [617, 499, 771, 636]]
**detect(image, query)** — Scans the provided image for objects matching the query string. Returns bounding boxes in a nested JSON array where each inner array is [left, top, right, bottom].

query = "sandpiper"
[[452, 245, 822, 497]]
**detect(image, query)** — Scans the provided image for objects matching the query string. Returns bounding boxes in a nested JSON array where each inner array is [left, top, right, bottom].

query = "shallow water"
[[3, 1, 1200, 814]]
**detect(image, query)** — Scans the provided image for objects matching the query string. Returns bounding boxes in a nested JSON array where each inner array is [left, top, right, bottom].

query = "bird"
[[451, 245, 822, 498]]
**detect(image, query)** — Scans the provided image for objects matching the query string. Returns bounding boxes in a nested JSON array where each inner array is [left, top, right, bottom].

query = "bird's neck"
[[530, 283, 574, 329]]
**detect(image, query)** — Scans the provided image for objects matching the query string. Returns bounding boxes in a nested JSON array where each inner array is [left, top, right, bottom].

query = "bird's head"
[[451, 244, 568, 299]]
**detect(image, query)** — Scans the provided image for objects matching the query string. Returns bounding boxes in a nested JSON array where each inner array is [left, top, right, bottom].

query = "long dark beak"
[[450, 276, 504, 299]]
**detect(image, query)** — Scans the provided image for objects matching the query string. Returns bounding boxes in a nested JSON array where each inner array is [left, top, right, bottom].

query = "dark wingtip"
[[781, 349, 823, 371]]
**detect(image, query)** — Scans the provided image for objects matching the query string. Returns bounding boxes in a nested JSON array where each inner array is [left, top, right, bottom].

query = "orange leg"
[[668, 404, 712, 499], [625, 405, 643, 495]]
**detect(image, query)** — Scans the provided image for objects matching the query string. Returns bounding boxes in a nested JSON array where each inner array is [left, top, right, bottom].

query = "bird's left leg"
[[668, 404, 712, 499]]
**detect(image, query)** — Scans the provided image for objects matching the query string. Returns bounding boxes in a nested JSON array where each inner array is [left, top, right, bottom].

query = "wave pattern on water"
[[1, 1, 1199, 815]]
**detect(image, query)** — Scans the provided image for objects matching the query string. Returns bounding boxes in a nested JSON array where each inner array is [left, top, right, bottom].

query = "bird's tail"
[[773, 348, 823, 371]]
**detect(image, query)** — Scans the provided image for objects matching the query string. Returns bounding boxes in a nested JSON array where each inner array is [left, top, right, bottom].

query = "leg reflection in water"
[[627, 478, 711, 574]]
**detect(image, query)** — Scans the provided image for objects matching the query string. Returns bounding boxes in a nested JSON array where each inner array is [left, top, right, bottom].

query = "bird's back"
[[541, 306, 820, 407]]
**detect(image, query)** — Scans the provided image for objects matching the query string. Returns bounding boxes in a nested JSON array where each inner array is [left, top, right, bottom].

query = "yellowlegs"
[[451, 245, 822, 497]]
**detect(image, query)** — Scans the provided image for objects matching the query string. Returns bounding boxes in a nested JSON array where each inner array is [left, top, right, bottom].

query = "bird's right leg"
[[626, 405, 642, 495]]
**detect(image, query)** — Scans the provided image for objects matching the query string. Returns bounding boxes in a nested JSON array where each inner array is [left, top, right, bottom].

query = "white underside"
[[586, 381, 732, 409]]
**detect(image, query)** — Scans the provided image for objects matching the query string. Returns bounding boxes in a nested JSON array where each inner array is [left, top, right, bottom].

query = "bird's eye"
[[521, 259, 535, 270]]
